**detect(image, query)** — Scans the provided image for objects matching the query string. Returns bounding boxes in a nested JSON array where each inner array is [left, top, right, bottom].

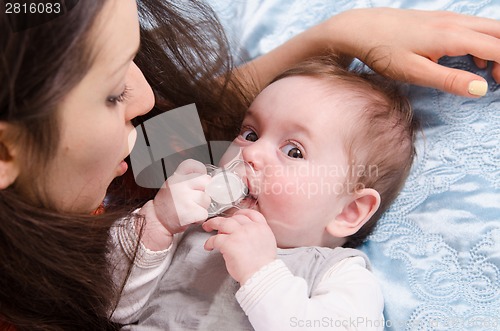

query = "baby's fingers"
[[188, 174, 211, 190], [175, 159, 207, 175], [169, 173, 210, 192], [231, 209, 267, 224], [202, 217, 242, 234], [204, 232, 227, 251], [203, 217, 221, 233], [175, 203, 209, 226], [196, 191, 211, 210]]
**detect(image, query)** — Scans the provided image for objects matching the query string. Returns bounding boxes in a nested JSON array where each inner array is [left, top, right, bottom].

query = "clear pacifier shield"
[[206, 159, 257, 217]]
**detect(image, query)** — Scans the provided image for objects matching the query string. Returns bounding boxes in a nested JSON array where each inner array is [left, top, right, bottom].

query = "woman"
[[1, 0, 500, 329]]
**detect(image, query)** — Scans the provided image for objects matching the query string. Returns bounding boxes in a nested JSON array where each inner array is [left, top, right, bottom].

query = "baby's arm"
[[236, 257, 384, 331], [111, 159, 211, 323], [139, 159, 211, 250], [203, 210, 383, 330], [203, 209, 277, 284], [109, 218, 180, 324]]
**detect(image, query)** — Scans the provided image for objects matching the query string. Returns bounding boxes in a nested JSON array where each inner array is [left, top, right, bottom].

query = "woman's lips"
[[114, 128, 136, 178], [117, 160, 128, 176]]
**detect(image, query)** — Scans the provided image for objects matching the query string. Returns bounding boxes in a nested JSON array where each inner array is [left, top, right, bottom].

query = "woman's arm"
[[236, 8, 500, 97], [111, 159, 210, 322]]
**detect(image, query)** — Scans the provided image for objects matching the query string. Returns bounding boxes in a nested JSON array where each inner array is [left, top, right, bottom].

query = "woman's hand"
[[203, 209, 277, 285], [240, 7, 500, 97], [324, 8, 500, 97]]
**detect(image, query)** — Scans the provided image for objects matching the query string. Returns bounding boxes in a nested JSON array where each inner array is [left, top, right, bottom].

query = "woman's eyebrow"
[[110, 44, 140, 77]]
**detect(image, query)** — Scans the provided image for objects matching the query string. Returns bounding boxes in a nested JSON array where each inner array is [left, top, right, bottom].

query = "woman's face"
[[44, 0, 154, 212]]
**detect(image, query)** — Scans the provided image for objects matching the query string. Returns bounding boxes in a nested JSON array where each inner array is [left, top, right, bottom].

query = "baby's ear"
[[0, 123, 20, 189], [326, 188, 381, 238]]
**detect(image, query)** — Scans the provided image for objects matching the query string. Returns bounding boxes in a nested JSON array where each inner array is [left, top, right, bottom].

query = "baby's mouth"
[[241, 179, 258, 209], [239, 193, 258, 210]]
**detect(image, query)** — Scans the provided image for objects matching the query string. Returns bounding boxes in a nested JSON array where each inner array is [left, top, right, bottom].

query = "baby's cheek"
[[265, 177, 306, 208]]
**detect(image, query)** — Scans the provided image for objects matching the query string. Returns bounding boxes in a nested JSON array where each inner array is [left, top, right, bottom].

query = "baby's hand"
[[203, 209, 277, 285], [153, 159, 211, 234]]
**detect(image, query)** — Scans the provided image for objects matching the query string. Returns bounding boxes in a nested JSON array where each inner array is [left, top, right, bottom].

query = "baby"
[[125, 57, 418, 331]]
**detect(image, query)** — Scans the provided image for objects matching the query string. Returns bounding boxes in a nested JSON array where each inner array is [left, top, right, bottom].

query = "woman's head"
[[1, 0, 249, 328], [1, 0, 154, 328], [1, 0, 153, 212]]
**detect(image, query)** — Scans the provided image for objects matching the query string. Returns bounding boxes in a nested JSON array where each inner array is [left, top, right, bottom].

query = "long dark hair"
[[135, 0, 250, 141], [110, 0, 253, 204], [0, 0, 250, 329]]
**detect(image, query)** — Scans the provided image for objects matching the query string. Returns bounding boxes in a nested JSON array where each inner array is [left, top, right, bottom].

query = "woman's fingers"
[[492, 62, 500, 83], [403, 55, 489, 97], [473, 57, 488, 69], [449, 30, 500, 63], [453, 12, 500, 37], [331, 8, 500, 96]]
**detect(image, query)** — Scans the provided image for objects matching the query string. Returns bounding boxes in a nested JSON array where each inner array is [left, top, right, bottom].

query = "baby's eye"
[[281, 143, 304, 159], [241, 129, 258, 142]]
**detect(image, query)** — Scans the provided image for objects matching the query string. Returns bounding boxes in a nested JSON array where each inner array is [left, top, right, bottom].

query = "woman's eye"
[[281, 143, 304, 159], [106, 86, 130, 106], [241, 129, 258, 142]]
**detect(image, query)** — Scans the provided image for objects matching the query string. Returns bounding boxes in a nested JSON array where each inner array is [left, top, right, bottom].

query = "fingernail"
[[468, 80, 488, 96]]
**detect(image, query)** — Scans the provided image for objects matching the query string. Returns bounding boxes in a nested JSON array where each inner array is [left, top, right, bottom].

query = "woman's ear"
[[326, 188, 381, 238], [0, 123, 20, 189]]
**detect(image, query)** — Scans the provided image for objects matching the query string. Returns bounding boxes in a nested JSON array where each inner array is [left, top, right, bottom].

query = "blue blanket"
[[207, 1, 500, 330]]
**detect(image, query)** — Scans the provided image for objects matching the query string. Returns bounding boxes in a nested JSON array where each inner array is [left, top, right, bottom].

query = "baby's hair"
[[272, 56, 419, 248]]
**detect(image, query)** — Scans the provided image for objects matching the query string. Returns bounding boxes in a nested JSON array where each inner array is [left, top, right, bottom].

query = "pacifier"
[[206, 159, 257, 217]]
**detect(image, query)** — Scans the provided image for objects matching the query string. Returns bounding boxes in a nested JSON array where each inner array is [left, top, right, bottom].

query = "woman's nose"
[[125, 62, 155, 121]]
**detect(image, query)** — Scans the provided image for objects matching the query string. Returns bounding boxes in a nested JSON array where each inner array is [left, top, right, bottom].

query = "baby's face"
[[225, 76, 359, 248]]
